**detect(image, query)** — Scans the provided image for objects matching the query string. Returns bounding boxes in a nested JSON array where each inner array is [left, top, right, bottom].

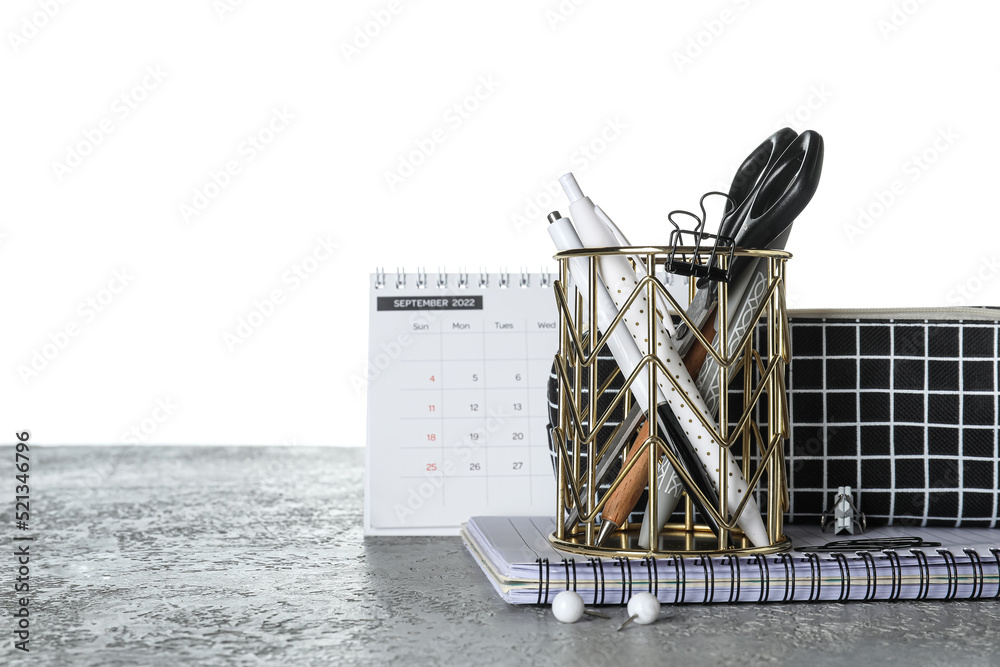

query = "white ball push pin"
[[551, 590, 611, 623], [617, 592, 660, 631]]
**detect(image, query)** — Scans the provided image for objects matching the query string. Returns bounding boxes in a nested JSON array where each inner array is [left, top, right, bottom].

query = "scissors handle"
[[735, 130, 824, 249], [696, 128, 798, 289], [719, 127, 799, 241]]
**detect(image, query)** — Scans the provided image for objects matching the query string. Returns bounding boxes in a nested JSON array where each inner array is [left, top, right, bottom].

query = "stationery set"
[[366, 127, 999, 606]]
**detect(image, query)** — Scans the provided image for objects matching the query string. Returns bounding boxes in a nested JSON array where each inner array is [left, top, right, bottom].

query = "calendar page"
[[364, 271, 560, 535]]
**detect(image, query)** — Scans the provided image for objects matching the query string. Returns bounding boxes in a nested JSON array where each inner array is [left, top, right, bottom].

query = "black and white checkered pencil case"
[[547, 307, 1000, 529]]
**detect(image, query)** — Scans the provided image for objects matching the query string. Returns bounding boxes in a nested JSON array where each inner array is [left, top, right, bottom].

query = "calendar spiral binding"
[[373, 267, 554, 290], [373, 268, 686, 291], [549, 245, 792, 559]]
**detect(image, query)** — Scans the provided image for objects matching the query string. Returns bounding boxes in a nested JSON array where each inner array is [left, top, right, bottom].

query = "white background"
[[2, 0, 998, 447]]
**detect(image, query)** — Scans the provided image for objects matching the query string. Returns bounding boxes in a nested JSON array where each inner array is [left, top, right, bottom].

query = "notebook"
[[463, 515, 1000, 605], [363, 270, 559, 535]]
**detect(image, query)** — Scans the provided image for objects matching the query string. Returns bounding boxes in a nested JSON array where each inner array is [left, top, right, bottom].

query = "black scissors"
[[674, 128, 824, 356]]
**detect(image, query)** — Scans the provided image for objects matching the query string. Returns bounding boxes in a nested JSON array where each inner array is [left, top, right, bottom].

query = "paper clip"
[[794, 537, 943, 553]]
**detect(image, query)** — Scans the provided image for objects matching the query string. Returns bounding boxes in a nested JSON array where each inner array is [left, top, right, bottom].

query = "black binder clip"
[[821, 485, 866, 535], [665, 191, 736, 282]]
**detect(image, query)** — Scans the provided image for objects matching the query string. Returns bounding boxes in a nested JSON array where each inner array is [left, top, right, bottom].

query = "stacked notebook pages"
[[462, 516, 1000, 605]]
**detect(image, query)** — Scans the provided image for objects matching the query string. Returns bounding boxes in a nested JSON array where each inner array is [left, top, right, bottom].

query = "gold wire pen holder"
[[549, 246, 792, 558]]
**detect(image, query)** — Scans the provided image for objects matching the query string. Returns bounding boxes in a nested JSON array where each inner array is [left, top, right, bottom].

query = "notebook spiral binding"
[[858, 551, 877, 600], [778, 553, 796, 602], [831, 553, 850, 600], [806, 552, 821, 601], [965, 548, 984, 598], [673, 555, 686, 604], [992, 548, 1000, 598], [884, 550, 902, 600], [911, 549, 930, 600], [613, 557, 633, 604], [581, 558, 599, 605], [727, 554, 741, 602], [640, 556, 659, 596], [535, 558, 549, 605], [701, 554, 716, 603], [520, 547, 1000, 605], [938, 548, 957, 600], [561, 558, 577, 594], [755, 553, 771, 602]]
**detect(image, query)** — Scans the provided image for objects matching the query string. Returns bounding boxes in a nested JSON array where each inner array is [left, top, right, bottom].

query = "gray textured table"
[[14, 446, 1000, 666]]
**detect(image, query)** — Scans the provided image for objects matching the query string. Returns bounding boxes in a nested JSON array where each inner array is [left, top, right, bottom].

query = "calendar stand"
[[365, 271, 581, 535]]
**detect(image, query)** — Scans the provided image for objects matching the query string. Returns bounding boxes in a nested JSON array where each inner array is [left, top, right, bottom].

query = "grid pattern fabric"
[[780, 316, 999, 528], [547, 316, 1000, 530]]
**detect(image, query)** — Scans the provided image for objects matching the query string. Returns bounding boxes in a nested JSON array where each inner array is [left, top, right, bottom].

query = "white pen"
[[546, 211, 687, 540], [573, 200, 686, 542], [593, 204, 676, 338], [592, 203, 691, 548], [559, 173, 768, 547]]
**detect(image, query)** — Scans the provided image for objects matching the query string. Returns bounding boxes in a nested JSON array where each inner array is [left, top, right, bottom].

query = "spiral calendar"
[[363, 269, 692, 535], [363, 270, 559, 535]]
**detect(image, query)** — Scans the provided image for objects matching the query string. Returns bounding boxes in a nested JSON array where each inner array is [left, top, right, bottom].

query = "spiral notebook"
[[462, 516, 1000, 605]]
